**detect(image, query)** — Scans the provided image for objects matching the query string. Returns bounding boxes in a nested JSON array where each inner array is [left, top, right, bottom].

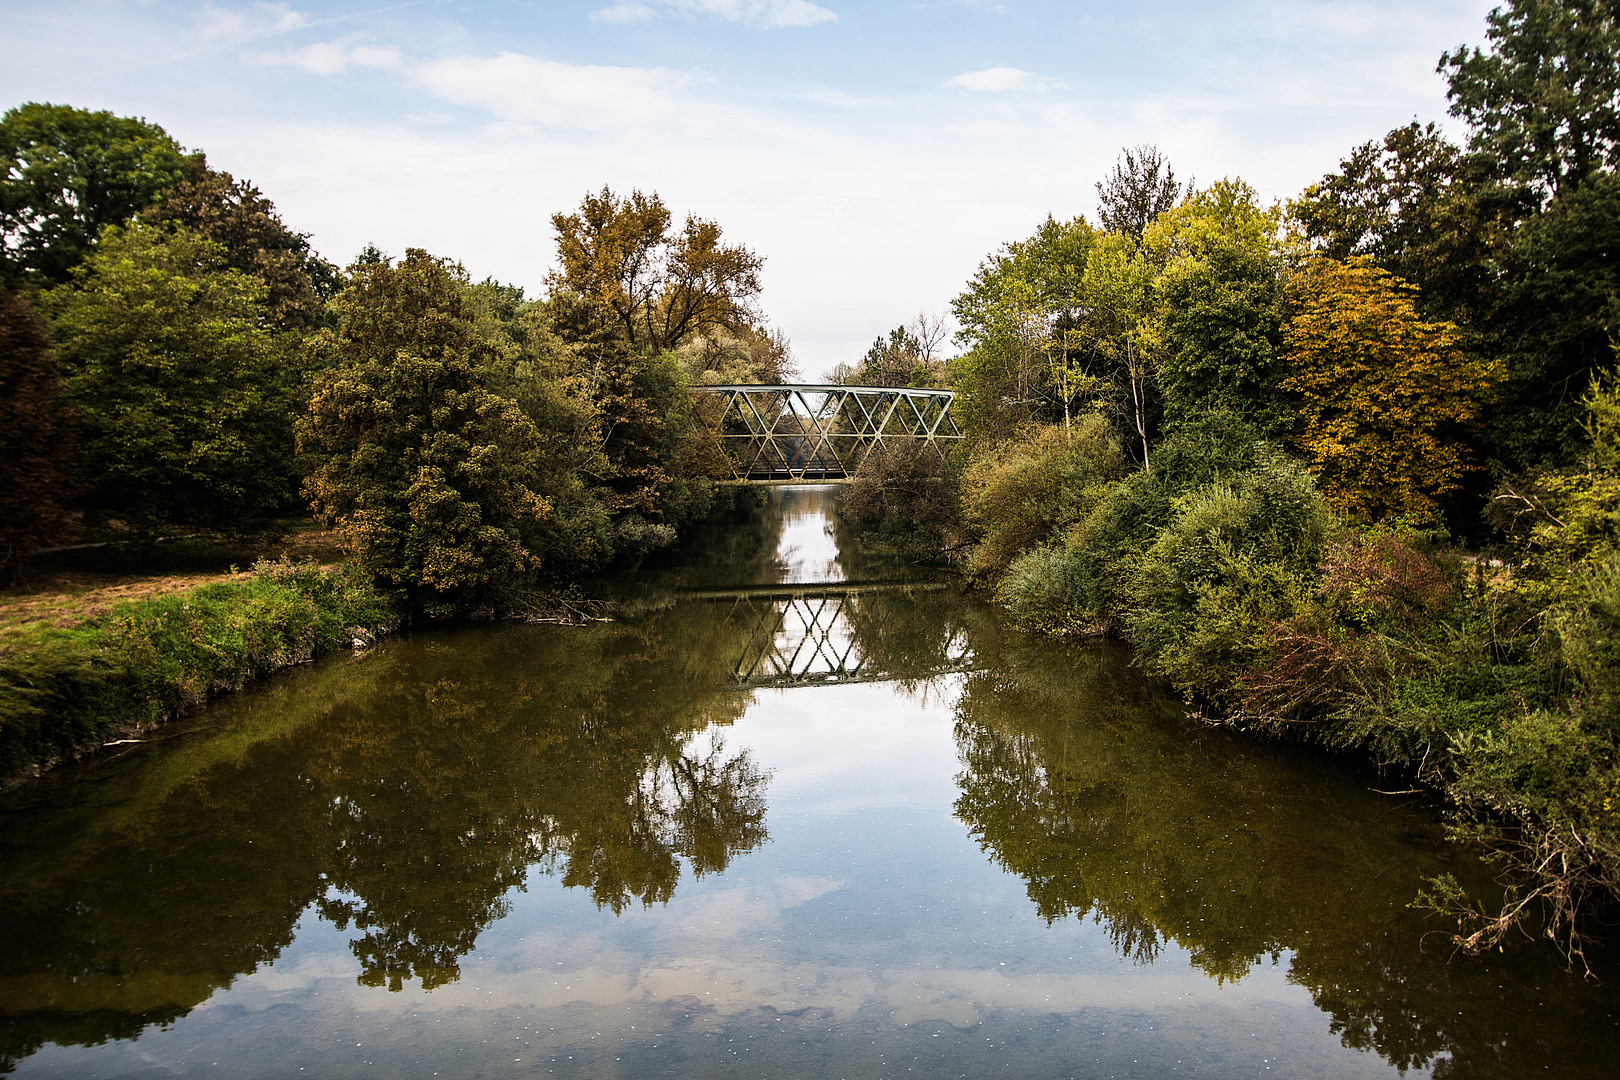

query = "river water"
[[1, 486, 1615, 1078]]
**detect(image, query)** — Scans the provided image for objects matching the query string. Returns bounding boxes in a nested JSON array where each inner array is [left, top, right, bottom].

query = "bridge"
[[694, 385, 963, 483], [680, 581, 978, 690]]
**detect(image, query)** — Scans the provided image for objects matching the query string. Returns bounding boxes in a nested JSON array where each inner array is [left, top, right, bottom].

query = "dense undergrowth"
[[847, 388, 1620, 968], [0, 559, 396, 785]]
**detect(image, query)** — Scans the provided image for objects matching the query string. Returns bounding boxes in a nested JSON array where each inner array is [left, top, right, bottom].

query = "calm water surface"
[[2, 487, 1616, 1078]]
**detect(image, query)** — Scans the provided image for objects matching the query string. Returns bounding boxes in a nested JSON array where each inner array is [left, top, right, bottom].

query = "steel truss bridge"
[[694, 384, 963, 483], [680, 581, 977, 690]]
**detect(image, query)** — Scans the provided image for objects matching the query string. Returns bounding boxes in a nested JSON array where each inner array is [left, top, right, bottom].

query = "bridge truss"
[[694, 385, 963, 483]]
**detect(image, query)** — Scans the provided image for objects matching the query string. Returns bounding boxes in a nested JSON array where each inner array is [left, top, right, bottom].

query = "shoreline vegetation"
[[2, 0, 1618, 969]]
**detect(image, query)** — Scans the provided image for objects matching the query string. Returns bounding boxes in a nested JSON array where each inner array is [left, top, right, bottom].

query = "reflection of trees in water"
[[951, 636, 1619, 1080], [0, 605, 775, 1062]]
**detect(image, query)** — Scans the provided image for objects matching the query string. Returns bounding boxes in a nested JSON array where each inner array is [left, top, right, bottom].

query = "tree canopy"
[[0, 103, 190, 284]]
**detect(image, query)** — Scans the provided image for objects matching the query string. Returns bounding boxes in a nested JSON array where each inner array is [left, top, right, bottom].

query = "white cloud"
[[412, 53, 696, 132], [194, 2, 307, 45], [944, 66, 1066, 93], [269, 39, 403, 76], [591, 0, 838, 29]]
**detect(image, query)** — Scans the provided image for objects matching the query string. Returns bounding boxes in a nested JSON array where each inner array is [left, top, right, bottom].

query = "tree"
[[547, 187, 763, 355], [145, 158, 337, 332], [1282, 257, 1503, 523], [0, 103, 190, 284], [300, 250, 579, 600], [1440, 0, 1620, 198], [1095, 144, 1192, 242], [1076, 233, 1158, 467], [950, 215, 1095, 442], [1144, 178, 1291, 437], [1291, 122, 1523, 328], [0, 288, 77, 579], [47, 224, 289, 534]]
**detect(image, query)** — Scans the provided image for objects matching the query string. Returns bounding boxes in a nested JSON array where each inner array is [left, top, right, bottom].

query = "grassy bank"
[[0, 559, 398, 785]]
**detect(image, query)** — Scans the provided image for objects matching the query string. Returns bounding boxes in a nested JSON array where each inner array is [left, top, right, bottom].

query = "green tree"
[[1076, 232, 1159, 466], [47, 224, 289, 534], [950, 215, 1095, 442], [1281, 257, 1502, 523], [0, 103, 190, 284], [1143, 179, 1291, 436], [300, 250, 578, 600], [0, 288, 78, 579], [1440, 0, 1620, 198], [145, 158, 337, 332]]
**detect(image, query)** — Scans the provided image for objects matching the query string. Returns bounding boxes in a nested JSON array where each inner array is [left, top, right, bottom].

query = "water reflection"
[[0, 488, 1615, 1078]]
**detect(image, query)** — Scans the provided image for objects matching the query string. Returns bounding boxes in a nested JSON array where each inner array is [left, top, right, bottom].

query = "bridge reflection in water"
[[694, 384, 963, 483], [679, 581, 976, 689]]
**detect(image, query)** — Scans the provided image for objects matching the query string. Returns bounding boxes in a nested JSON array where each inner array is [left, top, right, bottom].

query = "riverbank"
[[0, 558, 398, 788]]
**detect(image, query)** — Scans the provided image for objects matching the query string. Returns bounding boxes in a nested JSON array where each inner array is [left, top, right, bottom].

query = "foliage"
[[0, 288, 78, 579], [0, 560, 395, 782], [1094, 144, 1192, 242], [47, 223, 292, 534], [1143, 178, 1291, 436], [145, 157, 337, 332], [1282, 256, 1502, 523], [0, 103, 190, 284], [1440, 0, 1620, 198], [950, 215, 1095, 442], [300, 249, 594, 600], [1120, 452, 1332, 702], [841, 439, 961, 561], [961, 418, 1124, 580], [673, 322, 795, 386], [547, 186, 763, 354]]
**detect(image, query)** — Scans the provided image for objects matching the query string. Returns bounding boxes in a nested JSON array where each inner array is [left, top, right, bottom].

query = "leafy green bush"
[[0, 561, 396, 781], [998, 545, 1101, 633], [961, 417, 1124, 580], [1122, 452, 1332, 701]]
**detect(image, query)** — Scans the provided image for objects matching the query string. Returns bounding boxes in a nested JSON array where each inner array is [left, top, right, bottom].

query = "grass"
[[0, 525, 398, 786]]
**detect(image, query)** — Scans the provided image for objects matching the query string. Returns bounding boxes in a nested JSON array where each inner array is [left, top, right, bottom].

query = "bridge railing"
[[693, 384, 963, 483]]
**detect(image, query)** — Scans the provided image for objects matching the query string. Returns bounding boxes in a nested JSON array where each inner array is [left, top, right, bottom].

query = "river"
[[1, 486, 1615, 1078]]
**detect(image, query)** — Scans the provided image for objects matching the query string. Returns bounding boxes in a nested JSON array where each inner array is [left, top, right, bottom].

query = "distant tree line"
[[0, 106, 792, 592], [843, 0, 1620, 964]]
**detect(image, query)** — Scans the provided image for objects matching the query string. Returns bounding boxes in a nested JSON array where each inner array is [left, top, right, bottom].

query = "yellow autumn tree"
[[1282, 256, 1499, 523]]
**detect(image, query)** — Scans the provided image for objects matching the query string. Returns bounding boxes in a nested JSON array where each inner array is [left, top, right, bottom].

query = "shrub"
[[998, 545, 1102, 633], [842, 439, 961, 561], [1122, 452, 1332, 701], [961, 417, 1124, 580]]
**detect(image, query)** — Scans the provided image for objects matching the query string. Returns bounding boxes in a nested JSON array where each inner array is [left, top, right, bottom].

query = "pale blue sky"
[[2, 0, 1497, 375]]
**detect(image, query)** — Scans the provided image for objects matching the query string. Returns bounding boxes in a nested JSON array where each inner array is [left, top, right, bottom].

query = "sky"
[[1, 0, 1500, 377]]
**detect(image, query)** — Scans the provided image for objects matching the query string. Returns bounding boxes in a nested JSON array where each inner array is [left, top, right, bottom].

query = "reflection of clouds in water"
[[774, 487, 843, 583]]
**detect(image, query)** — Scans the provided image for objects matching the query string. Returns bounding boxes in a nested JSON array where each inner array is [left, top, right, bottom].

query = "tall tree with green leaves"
[[1440, 0, 1620, 198], [0, 288, 78, 579], [0, 103, 190, 284], [950, 215, 1095, 443], [1144, 179, 1290, 437], [1282, 257, 1503, 523], [47, 224, 289, 534], [146, 158, 337, 332], [300, 250, 580, 601]]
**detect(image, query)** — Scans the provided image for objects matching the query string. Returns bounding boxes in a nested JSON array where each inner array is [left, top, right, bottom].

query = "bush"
[[1122, 452, 1332, 701], [961, 417, 1124, 580], [998, 545, 1102, 633]]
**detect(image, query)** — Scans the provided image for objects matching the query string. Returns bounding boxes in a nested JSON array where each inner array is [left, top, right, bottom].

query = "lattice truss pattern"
[[717, 587, 975, 689], [695, 385, 963, 482]]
